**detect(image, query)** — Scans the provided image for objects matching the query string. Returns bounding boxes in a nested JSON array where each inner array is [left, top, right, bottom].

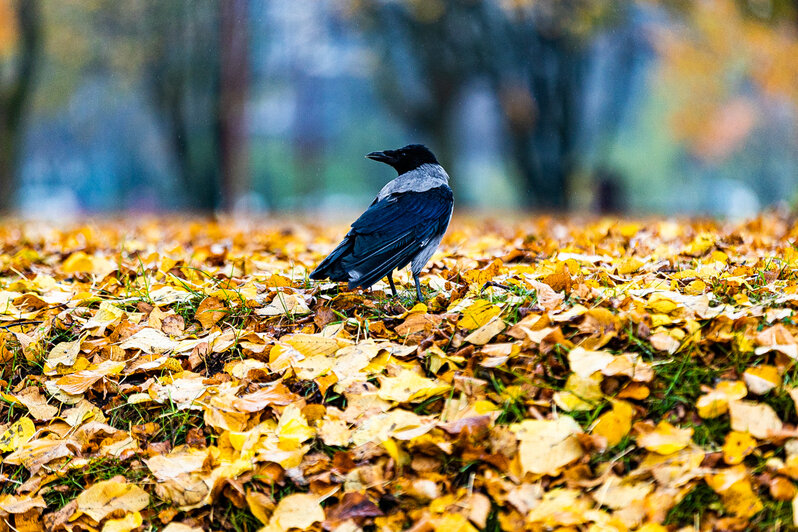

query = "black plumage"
[[310, 145, 453, 301]]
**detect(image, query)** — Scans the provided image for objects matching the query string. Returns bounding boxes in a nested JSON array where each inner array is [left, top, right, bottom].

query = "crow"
[[310, 144, 453, 301]]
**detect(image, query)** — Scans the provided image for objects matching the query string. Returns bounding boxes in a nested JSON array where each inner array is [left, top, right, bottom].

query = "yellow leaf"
[[592, 476, 653, 510], [433, 512, 478, 532], [461, 258, 503, 287], [87, 301, 125, 330], [62, 251, 117, 277], [637, 421, 693, 455], [0, 417, 35, 452], [647, 293, 679, 314], [553, 373, 603, 412], [649, 332, 681, 354], [684, 279, 707, 295], [246, 491, 273, 524], [14, 386, 58, 420], [567, 346, 615, 378], [145, 447, 211, 481], [275, 404, 315, 446], [511, 417, 584, 475], [0, 493, 46, 514], [402, 302, 428, 316], [706, 466, 763, 518], [682, 233, 715, 256], [457, 299, 501, 330], [743, 365, 781, 395], [269, 493, 324, 531], [76, 478, 150, 522], [44, 338, 82, 373], [616, 257, 643, 275], [102, 511, 143, 532], [722, 431, 757, 465], [195, 296, 226, 329], [526, 488, 592, 526], [754, 324, 798, 359], [283, 333, 340, 357], [318, 418, 351, 447], [617, 382, 650, 400], [255, 293, 311, 317], [55, 360, 126, 395], [378, 369, 450, 403], [119, 327, 178, 354], [696, 380, 748, 418], [636, 525, 668, 532], [592, 401, 633, 447]]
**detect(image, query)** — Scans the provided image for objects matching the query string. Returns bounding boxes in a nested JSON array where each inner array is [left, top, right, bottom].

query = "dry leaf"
[[637, 421, 693, 455], [511, 417, 584, 475], [194, 296, 226, 329], [269, 493, 325, 531], [76, 478, 150, 522], [729, 400, 783, 439]]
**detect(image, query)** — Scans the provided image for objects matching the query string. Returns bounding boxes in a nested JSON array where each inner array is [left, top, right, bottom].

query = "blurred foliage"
[[0, 0, 17, 57], [2, 0, 798, 213], [657, 0, 798, 161]]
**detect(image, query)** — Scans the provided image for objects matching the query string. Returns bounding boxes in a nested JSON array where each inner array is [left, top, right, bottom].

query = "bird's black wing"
[[310, 185, 452, 289]]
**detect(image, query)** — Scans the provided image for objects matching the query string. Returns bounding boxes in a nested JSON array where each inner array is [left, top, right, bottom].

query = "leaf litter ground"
[[2, 215, 798, 531]]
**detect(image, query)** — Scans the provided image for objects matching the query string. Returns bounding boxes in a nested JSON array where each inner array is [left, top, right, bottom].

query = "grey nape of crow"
[[310, 144, 453, 302]]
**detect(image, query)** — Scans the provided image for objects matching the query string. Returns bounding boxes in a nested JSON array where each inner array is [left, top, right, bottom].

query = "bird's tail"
[[309, 237, 354, 282]]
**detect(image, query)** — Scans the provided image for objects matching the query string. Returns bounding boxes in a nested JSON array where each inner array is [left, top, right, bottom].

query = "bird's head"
[[366, 144, 439, 175]]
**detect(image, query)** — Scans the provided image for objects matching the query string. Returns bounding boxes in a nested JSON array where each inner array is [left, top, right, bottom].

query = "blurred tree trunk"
[[0, 0, 41, 212], [357, 0, 638, 211], [503, 35, 584, 209], [146, 1, 221, 211], [218, 0, 249, 212], [292, 69, 324, 205]]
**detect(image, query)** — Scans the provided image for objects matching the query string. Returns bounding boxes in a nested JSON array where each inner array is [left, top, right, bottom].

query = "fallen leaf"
[[0, 417, 35, 452], [195, 296, 226, 329], [722, 431, 757, 465], [696, 380, 747, 419], [511, 417, 584, 475], [256, 293, 311, 317], [458, 300, 501, 330], [743, 365, 780, 395], [377, 369, 450, 403], [728, 400, 783, 439], [592, 400, 633, 447], [76, 478, 150, 522], [637, 421, 693, 455], [269, 493, 325, 531], [102, 511, 143, 532], [463, 317, 506, 345]]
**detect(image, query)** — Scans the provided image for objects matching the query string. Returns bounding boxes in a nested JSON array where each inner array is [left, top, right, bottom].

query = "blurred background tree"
[[0, 0, 41, 211], [3, 0, 798, 217], [355, 0, 639, 209]]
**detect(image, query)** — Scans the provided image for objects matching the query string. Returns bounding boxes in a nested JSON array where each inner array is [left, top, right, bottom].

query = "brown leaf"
[[324, 492, 383, 527], [162, 314, 186, 335], [195, 297, 226, 329]]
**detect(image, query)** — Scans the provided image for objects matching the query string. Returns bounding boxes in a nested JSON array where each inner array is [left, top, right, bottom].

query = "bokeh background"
[[1, 0, 797, 218]]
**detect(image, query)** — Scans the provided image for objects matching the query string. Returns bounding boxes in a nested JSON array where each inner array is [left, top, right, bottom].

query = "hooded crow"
[[310, 144, 453, 301]]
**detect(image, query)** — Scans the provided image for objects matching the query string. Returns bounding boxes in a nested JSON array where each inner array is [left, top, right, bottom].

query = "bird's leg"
[[387, 272, 397, 297], [413, 272, 424, 302]]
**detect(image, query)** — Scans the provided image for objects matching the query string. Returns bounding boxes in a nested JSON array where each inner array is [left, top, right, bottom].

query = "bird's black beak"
[[366, 150, 396, 164]]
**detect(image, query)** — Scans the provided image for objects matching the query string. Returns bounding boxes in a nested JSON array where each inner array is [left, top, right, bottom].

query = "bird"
[[310, 144, 453, 302]]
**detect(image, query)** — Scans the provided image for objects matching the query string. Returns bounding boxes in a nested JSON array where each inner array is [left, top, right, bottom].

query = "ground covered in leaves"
[[3, 215, 798, 531]]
